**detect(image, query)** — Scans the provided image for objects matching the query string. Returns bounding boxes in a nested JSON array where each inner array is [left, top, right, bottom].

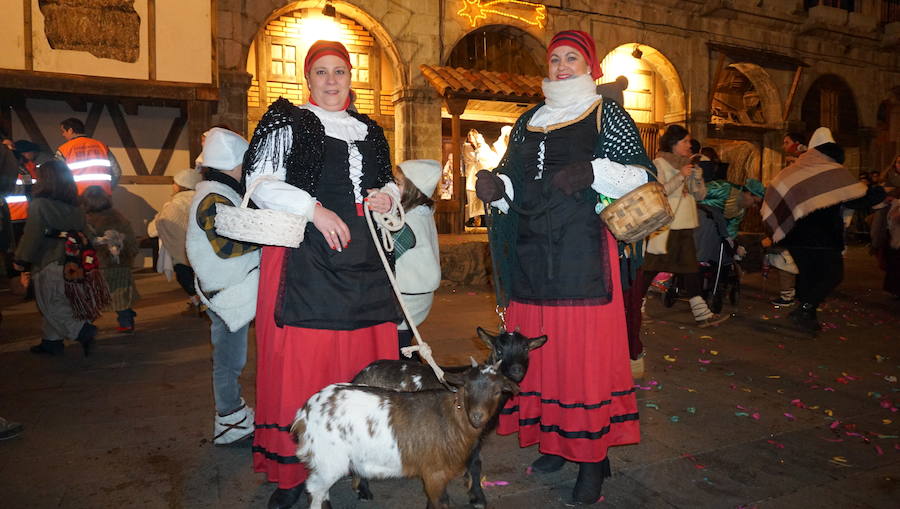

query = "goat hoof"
[[267, 484, 305, 509], [357, 487, 374, 501]]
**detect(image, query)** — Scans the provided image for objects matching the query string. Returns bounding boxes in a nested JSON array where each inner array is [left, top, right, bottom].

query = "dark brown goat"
[[351, 327, 547, 507]]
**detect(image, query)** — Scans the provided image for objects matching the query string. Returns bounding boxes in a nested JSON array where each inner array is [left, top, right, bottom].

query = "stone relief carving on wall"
[[38, 0, 140, 63]]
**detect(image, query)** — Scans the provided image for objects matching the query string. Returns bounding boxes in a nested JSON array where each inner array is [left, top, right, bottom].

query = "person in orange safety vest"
[[56, 118, 121, 195], [6, 140, 53, 222]]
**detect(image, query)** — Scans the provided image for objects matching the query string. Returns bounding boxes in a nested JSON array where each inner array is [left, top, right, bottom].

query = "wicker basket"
[[214, 176, 307, 248], [600, 181, 673, 244]]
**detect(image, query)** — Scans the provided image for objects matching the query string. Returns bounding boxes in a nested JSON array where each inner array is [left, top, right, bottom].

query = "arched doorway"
[[801, 74, 861, 172], [706, 62, 786, 188], [245, 2, 402, 149], [598, 44, 687, 157], [445, 24, 545, 75], [874, 88, 900, 172]]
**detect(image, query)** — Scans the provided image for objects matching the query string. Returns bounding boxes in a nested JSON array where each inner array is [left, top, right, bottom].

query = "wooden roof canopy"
[[419, 65, 544, 103]]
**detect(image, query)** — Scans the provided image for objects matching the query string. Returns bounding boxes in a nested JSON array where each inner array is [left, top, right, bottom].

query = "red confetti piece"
[[874, 445, 884, 456], [830, 421, 841, 429], [784, 413, 795, 421], [766, 439, 785, 449], [698, 359, 711, 364], [751, 412, 761, 420]]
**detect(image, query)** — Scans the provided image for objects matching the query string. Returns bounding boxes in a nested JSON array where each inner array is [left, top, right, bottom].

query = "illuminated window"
[[270, 41, 299, 81], [349, 51, 370, 84]]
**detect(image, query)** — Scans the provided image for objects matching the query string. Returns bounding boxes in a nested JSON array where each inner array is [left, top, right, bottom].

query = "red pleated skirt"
[[252, 246, 398, 489], [497, 232, 640, 462]]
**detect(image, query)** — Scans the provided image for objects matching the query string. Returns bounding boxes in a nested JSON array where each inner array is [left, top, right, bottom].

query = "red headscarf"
[[547, 30, 602, 80], [304, 40, 354, 110], [304, 40, 353, 75]]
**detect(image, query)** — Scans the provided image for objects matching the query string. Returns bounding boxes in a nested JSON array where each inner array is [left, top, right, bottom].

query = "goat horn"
[[470, 356, 478, 367]]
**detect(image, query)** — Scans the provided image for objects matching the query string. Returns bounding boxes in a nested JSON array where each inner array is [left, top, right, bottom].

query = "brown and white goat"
[[351, 327, 548, 507], [291, 362, 519, 509]]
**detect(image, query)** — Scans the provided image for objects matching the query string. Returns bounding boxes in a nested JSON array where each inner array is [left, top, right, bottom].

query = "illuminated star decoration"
[[457, 0, 547, 29]]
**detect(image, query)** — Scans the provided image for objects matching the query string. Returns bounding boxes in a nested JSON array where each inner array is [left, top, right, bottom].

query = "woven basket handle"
[[241, 176, 281, 209]]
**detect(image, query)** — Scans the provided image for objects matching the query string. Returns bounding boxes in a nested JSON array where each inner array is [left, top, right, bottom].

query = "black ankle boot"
[[30, 340, 64, 356], [531, 453, 566, 473], [790, 303, 820, 333], [267, 483, 305, 509], [571, 458, 611, 505], [76, 323, 98, 357]]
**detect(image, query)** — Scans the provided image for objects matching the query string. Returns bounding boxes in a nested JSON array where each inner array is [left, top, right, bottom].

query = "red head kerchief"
[[304, 40, 353, 75], [547, 30, 602, 80]]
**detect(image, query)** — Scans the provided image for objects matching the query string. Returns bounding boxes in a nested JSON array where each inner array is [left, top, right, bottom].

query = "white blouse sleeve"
[[245, 125, 317, 220], [590, 157, 649, 199]]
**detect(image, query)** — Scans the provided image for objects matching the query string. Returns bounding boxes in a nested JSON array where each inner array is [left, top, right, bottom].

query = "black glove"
[[551, 161, 594, 195], [475, 170, 504, 203]]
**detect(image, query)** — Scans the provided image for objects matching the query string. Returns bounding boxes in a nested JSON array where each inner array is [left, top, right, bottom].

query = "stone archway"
[[445, 24, 545, 75], [727, 63, 783, 128], [241, 1, 409, 155], [240, 1, 408, 92]]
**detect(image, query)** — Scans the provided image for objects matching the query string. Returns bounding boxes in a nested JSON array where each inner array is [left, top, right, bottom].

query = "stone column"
[[393, 86, 443, 162], [214, 69, 253, 138]]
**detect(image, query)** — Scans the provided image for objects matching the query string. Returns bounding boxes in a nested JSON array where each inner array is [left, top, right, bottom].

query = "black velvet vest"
[[275, 137, 400, 330], [511, 106, 611, 303]]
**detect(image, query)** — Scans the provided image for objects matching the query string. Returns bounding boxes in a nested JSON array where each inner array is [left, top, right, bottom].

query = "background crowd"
[[1, 31, 898, 508]]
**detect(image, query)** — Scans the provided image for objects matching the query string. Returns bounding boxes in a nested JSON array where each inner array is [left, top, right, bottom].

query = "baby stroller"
[[662, 204, 740, 313]]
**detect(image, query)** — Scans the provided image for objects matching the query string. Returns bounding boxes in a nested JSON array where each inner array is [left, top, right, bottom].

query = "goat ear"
[[528, 335, 548, 351], [476, 327, 495, 350], [502, 379, 520, 395], [443, 372, 465, 388]]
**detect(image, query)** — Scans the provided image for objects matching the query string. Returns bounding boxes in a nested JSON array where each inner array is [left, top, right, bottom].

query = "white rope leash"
[[363, 195, 446, 384]]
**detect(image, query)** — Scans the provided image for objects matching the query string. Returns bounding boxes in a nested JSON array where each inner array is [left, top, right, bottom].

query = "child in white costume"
[[392, 160, 441, 353], [185, 128, 260, 445]]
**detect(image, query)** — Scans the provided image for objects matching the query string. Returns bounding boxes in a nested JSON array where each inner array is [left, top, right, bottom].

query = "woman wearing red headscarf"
[[243, 40, 400, 508], [476, 30, 650, 504]]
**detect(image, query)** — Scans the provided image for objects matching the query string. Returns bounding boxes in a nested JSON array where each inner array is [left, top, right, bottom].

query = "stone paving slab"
[[0, 246, 897, 508]]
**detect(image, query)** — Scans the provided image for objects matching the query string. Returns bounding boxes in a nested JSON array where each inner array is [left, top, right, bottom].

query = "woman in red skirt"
[[476, 30, 648, 505], [243, 40, 401, 509]]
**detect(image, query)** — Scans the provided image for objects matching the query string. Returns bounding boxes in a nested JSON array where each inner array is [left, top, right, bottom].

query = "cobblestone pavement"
[[0, 246, 897, 508]]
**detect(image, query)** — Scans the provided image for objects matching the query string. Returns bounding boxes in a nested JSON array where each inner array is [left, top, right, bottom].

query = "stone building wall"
[[213, 0, 900, 174]]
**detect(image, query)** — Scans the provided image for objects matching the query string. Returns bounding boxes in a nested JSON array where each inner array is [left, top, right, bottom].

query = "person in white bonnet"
[[148, 167, 203, 314], [185, 127, 261, 445], [391, 159, 441, 354]]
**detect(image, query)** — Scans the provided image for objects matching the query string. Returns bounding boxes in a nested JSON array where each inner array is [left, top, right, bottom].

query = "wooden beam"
[[118, 175, 174, 185], [83, 102, 104, 137], [0, 69, 219, 102], [445, 97, 468, 234], [187, 100, 211, 165], [11, 99, 50, 150], [107, 101, 149, 176], [151, 114, 187, 176], [23, 0, 33, 71], [65, 97, 87, 112], [122, 100, 140, 115], [708, 52, 727, 113], [0, 95, 12, 137], [782, 66, 804, 122], [148, 0, 156, 81]]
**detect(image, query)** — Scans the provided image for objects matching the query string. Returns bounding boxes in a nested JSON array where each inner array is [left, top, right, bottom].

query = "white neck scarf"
[[530, 74, 601, 129]]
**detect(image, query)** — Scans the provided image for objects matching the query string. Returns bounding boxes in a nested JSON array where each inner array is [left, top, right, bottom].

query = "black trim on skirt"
[[252, 445, 300, 464]]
